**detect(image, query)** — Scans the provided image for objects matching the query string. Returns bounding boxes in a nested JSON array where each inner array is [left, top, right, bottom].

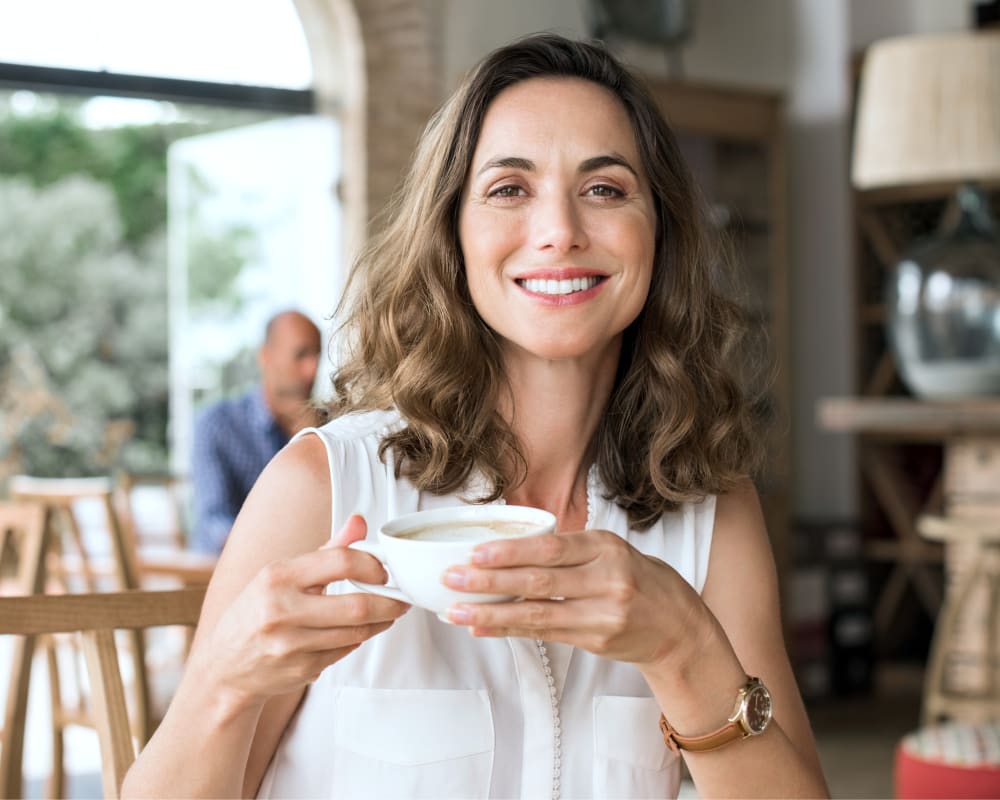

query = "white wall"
[[787, 0, 854, 520], [850, 0, 974, 49], [440, 0, 791, 91], [617, 0, 791, 88], [441, 0, 587, 89]]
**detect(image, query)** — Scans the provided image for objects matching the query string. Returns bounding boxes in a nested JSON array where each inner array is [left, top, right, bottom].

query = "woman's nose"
[[531, 193, 589, 254]]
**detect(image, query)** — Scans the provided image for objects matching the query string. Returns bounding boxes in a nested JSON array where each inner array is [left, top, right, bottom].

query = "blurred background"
[[2, 1, 1000, 797]]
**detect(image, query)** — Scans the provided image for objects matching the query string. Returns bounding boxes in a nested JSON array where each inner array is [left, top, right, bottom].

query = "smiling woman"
[[121, 33, 829, 800]]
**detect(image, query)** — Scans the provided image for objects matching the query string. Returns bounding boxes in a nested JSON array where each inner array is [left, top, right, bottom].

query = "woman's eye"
[[587, 184, 623, 198], [488, 184, 524, 199]]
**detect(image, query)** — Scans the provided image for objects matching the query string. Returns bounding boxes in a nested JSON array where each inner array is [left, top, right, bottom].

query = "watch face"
[[745, 684, 772, 734]]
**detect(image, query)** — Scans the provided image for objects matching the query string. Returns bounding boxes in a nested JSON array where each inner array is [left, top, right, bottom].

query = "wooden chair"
[[114, 471, 190, 552], [0, 500, 49, 800], [0, 588, 206, 799], [2, 477, 214, 797], [113, 471, 214, 590], [5, 476, 148, 798], [0, 499, 49, 594]]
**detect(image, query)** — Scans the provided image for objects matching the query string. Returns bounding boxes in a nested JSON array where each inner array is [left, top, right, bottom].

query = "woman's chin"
[[501, 335, 621, 366]]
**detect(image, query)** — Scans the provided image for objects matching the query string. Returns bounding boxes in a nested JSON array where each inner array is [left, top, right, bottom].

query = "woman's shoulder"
[[278, 410, 403, 491], [637, 482, 765, 599], [282, 409, 415, 532], [643, 494, 718, 594], [302, 408, 404, 445], [637, 495, 717, 539], [701, 479, 775, 604], [595, 461, 718, 593]]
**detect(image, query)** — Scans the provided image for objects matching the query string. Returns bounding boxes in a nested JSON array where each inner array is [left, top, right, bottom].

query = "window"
[[0, 1, 341, 481], [0, 0, 311, 88]]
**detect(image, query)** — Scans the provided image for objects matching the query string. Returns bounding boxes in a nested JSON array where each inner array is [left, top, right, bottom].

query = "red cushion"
[[895, 721, 1000, 799]]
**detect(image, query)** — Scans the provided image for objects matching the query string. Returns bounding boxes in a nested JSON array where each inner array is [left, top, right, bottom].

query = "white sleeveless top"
[[256, 410, 715, 800]]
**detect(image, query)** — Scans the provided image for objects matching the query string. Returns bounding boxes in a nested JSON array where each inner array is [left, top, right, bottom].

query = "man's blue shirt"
[[190, 387, 289, 554]]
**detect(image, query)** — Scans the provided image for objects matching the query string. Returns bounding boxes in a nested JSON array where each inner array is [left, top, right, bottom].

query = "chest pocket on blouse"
[[592, 695, 680, 799], [331, 687, 494, 799]]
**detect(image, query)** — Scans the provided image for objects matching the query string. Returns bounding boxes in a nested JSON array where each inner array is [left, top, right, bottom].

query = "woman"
[[124, 34, 828, 799]]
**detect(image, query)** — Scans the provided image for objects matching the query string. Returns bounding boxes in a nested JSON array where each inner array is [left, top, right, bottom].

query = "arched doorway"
[[293, 0, 442, 248]]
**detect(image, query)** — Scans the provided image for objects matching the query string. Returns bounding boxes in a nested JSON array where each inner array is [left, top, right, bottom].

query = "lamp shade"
[[852, 31, 1000, 190]]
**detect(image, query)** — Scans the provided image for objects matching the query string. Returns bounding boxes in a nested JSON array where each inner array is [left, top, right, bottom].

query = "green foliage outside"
[[0, 105, 176, 245], [0, 176, 168, 477], [0, 95, 276, 483]]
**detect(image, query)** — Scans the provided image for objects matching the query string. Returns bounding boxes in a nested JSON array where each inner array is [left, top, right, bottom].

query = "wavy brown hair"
[[327, 33, 766, 530]]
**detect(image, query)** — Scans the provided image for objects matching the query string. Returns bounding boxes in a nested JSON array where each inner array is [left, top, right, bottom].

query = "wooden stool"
[[917, 514, 1000, 724], [6, 476, 148, 799], [0, 500, 49, 800], [8, 476, 140, 593]]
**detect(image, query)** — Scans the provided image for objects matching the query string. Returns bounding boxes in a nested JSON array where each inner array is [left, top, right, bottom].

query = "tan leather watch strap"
[[659, 713, 744, 754], [658, 676, 771, 754]]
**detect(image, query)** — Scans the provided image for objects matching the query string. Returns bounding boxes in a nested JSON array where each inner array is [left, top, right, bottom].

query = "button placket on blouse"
[[535, 639, 563, 799], [517, 467, 595, 800]]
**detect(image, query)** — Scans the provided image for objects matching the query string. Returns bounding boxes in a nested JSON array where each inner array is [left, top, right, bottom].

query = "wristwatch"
[[658, 676, 772, 754]]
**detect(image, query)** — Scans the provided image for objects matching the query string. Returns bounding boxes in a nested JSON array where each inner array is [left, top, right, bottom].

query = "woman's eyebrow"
[[476, 156, 534, 176], [474, 152, 638, 178], [579, 153, 638, 177]]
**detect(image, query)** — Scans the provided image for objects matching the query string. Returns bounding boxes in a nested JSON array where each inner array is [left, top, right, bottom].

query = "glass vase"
[[887, 184, 1000, 399]]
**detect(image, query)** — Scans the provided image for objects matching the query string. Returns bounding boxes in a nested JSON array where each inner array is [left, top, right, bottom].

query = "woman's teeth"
[[518, 276, 602, 295]]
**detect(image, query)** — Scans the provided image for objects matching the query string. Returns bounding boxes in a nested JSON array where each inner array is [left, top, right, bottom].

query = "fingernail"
[[471, 546, 493, 565], [442, 568, 467, 589], [447, 606, 472, 624]]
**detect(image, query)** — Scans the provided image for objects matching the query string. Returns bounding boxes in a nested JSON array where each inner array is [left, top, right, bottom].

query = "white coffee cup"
[[346, 505, 556, 619]]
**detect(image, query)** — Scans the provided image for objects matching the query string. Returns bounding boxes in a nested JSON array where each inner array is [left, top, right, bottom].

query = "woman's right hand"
[[189, 514, 410, 709], [122, 439, 400, 800]]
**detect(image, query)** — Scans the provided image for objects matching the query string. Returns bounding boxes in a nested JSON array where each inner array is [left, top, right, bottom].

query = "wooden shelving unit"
[[836, 182, 1000, 659], [647, 80, 792, 593]]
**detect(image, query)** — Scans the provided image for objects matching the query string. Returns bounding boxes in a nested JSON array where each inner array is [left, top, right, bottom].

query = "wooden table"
[[816, 397, 1000, 644]]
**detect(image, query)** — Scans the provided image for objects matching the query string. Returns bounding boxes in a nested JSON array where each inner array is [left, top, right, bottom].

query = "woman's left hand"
[[441, 530, 705, 666]]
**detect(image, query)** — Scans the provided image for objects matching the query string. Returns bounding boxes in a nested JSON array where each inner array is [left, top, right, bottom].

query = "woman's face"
[[459, 77, 656, 365]]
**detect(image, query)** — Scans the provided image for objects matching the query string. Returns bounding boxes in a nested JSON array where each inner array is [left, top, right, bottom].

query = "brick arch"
[[293, 0, 441, 256]]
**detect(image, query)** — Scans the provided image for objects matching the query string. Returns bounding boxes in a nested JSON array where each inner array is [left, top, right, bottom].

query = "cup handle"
[[347, 539, 411, 603]]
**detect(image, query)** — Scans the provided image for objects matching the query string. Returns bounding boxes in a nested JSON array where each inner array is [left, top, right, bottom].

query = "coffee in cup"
[[345, 505, 556, 620], [395, 519, 542, 542]]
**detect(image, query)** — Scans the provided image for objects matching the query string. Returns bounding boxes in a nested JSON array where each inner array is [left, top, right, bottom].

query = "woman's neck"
[[499, 341, 620, 531]]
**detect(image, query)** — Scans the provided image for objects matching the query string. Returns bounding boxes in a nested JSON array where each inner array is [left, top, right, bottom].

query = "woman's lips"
[[514, 274, 609, 305]]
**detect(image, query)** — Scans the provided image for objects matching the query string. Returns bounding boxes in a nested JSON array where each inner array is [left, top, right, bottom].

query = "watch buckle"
[[658, 713, 682, 755]]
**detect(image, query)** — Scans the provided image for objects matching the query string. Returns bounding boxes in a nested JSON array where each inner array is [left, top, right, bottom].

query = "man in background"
[[191, 310, 322, 553]]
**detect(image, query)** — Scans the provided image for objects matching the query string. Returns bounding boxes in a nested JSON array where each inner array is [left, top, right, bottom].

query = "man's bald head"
[[264, 310, 319, 345], [258, 310, 322, 423]]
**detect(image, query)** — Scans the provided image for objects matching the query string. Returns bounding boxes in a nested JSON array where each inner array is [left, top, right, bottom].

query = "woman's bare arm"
[[121, 435, 409, 798], [662, 479, 829, 797]]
